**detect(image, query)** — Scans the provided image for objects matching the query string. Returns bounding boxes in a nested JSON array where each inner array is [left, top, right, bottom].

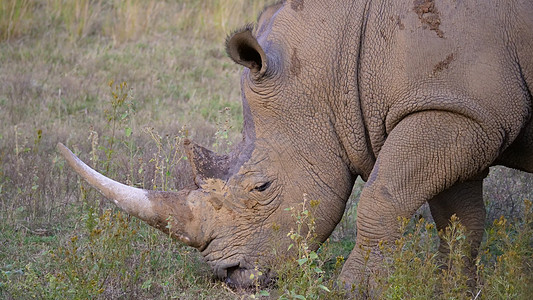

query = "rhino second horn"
[[57, 143, 158, 221]]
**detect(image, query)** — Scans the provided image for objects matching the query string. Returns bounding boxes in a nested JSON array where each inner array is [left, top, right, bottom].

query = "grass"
[[1, 0, 532, 299], [0, 0, 33, 41]]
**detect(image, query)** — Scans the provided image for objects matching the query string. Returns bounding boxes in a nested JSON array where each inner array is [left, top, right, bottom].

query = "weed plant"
[[272, 196, 342, 299], [144, 126, 188, 191], [103, 80, 134, 175], [377, 215, 471, 299], [480, 200, 533, 299], [376, 201, 533, 300]]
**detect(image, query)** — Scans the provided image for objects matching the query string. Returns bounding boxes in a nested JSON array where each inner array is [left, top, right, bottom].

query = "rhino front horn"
[[57, 143, 204, 247]]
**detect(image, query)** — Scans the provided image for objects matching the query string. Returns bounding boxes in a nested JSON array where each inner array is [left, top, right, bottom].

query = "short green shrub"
[[2, 209, 147, 299], [379, 217, 441, 299], [270, 196, 346, 300], [480, 200, 533, 299], [378, 202, 533, 300]]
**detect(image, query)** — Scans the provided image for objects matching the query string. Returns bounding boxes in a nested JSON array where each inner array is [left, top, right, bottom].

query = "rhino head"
[[59, 2, 359, 287]]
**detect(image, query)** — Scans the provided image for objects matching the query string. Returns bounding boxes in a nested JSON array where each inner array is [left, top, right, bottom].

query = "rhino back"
[[357, 0, 532, 159]]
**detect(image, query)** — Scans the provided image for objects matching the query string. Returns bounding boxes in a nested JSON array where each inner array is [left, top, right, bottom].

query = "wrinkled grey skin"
[[59, 0, 533, 294]]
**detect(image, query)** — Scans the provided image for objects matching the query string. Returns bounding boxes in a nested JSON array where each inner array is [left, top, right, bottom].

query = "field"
[[0, 1, 532, 299]]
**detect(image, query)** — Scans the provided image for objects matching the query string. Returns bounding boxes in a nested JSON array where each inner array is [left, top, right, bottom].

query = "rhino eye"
[[253, 181, 271, 192]]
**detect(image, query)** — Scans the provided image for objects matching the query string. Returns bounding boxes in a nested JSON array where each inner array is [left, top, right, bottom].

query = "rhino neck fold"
[[329, 0, 376, 180]]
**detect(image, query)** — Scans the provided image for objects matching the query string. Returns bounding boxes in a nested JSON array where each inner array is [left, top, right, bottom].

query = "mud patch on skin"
[[396, 15, 405, 30], [290, 48, 301, 76], [290, 0, 304, 11], [390, 15, 405, 30], [433, 53, 455, 75], [413, 0, 444, 38]]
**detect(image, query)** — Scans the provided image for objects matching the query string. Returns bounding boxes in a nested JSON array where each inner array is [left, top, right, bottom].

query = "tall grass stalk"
[[2, 0, 269, 44], [0, 0, 33, 41], [173, 0, 268, 41], [144, 127, 187, 191], [108, 0, 160, 43], [47, 0, 103, 41], [103, 80, 133, 175]]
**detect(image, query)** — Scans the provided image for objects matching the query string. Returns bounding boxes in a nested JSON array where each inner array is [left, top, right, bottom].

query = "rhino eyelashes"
[[254, 181, 272, 192]]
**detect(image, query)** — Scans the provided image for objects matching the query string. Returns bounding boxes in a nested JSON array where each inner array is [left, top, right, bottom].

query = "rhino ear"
[[226, 26, 268, 76], [184, 139, 229, 183]]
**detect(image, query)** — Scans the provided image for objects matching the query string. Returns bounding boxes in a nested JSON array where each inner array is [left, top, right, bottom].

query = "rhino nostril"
[[216, 262, 239, 280], [226, 264, 241, 275], [225, 265, 241, 286]]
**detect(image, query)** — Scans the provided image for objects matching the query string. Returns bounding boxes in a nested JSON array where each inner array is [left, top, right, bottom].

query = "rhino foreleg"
[[339, 110, 502, 294]]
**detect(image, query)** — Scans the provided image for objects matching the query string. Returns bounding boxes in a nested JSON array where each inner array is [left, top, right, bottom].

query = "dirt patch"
[[413, 0, 444, 38], [290, 48, 301, 76], [433, 53, 455, 75], [389, 15, 405, 30], [291, 0, 304, 11], [396, 15, 405, 30]]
